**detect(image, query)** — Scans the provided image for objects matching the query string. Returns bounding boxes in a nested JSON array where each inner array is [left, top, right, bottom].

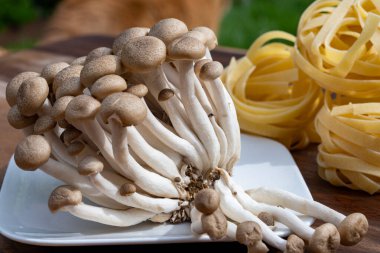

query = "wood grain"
[[0, 36, 378, 253]]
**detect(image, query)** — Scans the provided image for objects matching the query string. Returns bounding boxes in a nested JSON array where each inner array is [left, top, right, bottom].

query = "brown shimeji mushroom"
[[6, 18, 369, 253]]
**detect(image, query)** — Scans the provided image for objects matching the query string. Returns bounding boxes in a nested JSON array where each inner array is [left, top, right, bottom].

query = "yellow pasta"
[[295, 0, 380, 193], [222, 31, 323, 149], [223, 0, 380, 193], [316, 93, 380, 194]]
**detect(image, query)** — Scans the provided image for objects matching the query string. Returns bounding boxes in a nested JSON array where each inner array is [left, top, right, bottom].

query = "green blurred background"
[[0, 0, 314, 51]]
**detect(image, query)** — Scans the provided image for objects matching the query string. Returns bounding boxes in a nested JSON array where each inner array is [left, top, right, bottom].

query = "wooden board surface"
[[0, 36, 378, 253]]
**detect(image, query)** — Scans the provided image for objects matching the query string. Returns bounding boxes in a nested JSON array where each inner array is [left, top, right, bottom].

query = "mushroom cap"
[[65, 95, 101, 123], [119, 183, 137, 196], [248, 241, 269, 253], [71, 56, 87, 66], [126, 84, 148, 98], [148, 18, 188, 45], [285, 234, 305, 253], [7, 105, 37, 129], [55, 76, 84, 99], [85, 47, 112, 64], [167, 36, 206, 60], [258, 212, 275, 226], [338, 213, 368, 246], [6, 71, 39, 106], [51, 96, 74, 120], [90, 74, 127, 101], [52, 65, 83, 93], [158, 88, 175, 101], [199, 61, 224, 81], [192, 26, 218, 50], [81, 55, 123, 87], [236, 221, 263, 246], [308, 223, 340, 253], [184, 31, 207, 44], [194, 59, 211, 76], [48, 185, 82, 212], [78, 156, 104, 175], [60, 126, 82, 145], [16, 76, 49, 116], [201, 208, 227, 240], [14, 135, 51, 171], [121, 36, 166, 73], [194, 188, 220, 214], [67, 141, 85, 156], [41, 62, 70, 84], [99, 92, 147, 127], [113, 27, 150, 54], [34, 115, 56, 134]]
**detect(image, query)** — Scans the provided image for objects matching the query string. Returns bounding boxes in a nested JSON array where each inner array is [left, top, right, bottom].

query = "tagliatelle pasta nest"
[[295, 0, 380, 193], [222, 31, 323, 149], [6, 18, 370, 253], [316, 93, 380, 194]]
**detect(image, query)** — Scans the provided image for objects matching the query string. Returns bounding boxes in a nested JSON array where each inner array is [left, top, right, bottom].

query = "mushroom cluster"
[[7, 18, 368, 253]]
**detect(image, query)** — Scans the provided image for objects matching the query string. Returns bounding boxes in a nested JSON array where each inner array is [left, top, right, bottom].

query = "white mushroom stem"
[[88, 171, 181, 213], [142, 67, 189, 124], [109, 117, 129, 167], [202, 77, 240, 171], [246, 187, 346, 225], [44, 131, 77, 167], [166, 63, 228, 168], [226, 221, 238, 240], [72, 119, 181, 198], [142, 109, 203, 169], [177, 61, 220, 170], [63, 203, 155, 227], [221, 171, 315, 240], [41, 158, 124, 209], [142, 67, 209, 169], [127, 126, 181, 180], [214, 179, 287, 251], [190, 206, 204, 235], [136, 124, 183, 167]]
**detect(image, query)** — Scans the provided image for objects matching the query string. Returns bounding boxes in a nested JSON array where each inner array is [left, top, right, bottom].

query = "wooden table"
[[0, 36, 378, 253]]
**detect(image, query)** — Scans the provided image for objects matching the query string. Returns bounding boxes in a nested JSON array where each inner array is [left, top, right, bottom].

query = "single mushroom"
[[52, 65, 83, 94], [6, 71, 39, 106], [7, 105, 37, 130], [194, 188, 220, 214], [71, 56, 87, 66], [16, 76, 49, 116], [33, 115, 56, 135], [308, 223, 340, 253], [201, 208, 228, 240], [48, 185, 157, 226], [148, 18, 188, 45], [126, 83, 148, 98], [41, 62, 70, 84], [113, 27, 150, 55], [80, 55, 123, 87], [55, 73, 84, 99], [286, 234, 305, 253], [89, 74, 127, 101], [85, 47, 112, 64], [258, 212, 275, 226], [192, 26, 218, 59]]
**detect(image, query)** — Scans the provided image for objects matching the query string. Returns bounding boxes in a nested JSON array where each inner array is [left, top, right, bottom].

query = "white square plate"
[[0, 134, 314, 246]]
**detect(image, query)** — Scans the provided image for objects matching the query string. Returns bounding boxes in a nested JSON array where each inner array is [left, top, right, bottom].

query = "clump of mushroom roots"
[[7, 18, 368, 253]]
